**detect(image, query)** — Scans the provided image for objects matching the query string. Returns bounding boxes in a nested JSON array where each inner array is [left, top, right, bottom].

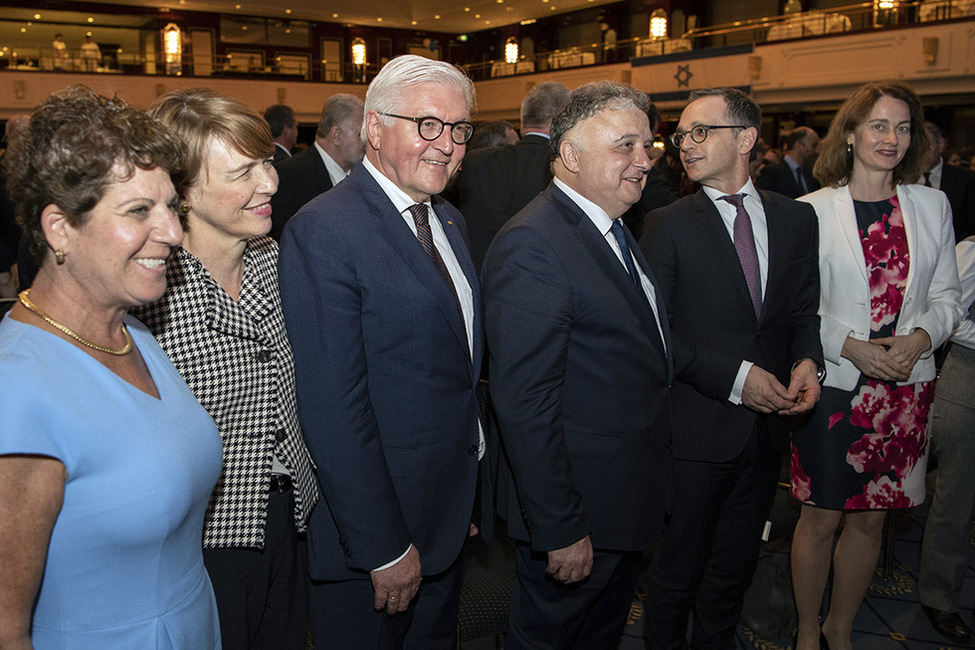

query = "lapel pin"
[[447, 220, 454, 226]]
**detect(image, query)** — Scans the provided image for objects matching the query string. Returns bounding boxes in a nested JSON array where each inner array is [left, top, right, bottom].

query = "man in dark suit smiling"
[[484, 80, 672, 649], [279, 56, 488, 649]]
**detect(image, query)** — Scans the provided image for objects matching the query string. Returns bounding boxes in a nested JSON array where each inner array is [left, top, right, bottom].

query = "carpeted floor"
[[463, 499, 975, 649]]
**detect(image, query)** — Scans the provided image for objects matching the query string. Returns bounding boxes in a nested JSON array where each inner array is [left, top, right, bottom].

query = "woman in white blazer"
[[790, 81, 962, 650]]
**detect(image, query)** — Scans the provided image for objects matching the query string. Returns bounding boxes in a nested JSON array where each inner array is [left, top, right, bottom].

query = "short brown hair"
[[814, 81, 929, 188], [6, 85, 182, 264], [149, 88, 273, 226]]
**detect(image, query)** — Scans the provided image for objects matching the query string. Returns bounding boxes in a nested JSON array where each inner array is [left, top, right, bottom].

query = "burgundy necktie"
[[719, 193, 763, 319], [409, 203, 462, 312]]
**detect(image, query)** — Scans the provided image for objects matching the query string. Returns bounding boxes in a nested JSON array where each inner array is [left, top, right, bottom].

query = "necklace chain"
[[18, 290, 133, 356]]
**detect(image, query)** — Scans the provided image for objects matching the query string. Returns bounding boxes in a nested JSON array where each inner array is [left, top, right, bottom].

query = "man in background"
[[264, 104, 298, 161], [923, 121, 975, 241], [756, 125, 820, 198], [444, 80, 569, 268], [270, 94, 365, 240]]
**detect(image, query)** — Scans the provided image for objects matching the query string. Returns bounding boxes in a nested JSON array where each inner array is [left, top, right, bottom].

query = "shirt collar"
[[553, 176, 613, 235], [702, 178, 759, 204], [362, 156, 429, 215]]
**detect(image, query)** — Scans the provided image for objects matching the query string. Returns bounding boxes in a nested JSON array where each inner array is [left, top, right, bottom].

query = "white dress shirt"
[[315, 141, 351, 187], [952, 238, 975, 349]]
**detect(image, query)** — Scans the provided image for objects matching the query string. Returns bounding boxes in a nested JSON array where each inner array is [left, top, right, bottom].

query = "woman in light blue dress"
[[0, 87, 223, 649]]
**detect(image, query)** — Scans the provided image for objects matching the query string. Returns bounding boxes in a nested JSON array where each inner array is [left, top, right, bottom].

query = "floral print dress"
[[791, 197, 933, 510]]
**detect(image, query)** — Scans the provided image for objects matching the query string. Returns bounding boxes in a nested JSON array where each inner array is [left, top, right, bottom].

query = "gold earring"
[[55, 249, 66, 265], [179, 204, 191, 215]]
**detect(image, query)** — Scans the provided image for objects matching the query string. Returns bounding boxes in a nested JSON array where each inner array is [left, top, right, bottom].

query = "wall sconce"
[[650, 9, 668, 40], [873, 0, 899, 26], [351, 38, 366, 66], [504, 37, 519, 64], [351, 37, 367, 83], [162, 23, 181, 76], [748, 55, 762, 80], [783, 0, 802, 15], [922, 36, 939, 65]]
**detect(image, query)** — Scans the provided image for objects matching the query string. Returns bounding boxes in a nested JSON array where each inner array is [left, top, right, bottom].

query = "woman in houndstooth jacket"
[[133, 88, 319, 650]]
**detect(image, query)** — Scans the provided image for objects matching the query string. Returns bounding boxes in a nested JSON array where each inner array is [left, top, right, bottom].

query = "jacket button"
[[467, 444, 479, 455], [257, 350, 272, 363], [276, 428, 287, 442], [665, 441, 672, 450]]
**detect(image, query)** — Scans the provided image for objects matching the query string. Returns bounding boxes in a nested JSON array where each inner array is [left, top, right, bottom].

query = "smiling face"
[[60, 165, 182, 311], [558, 106, 653, 219], [183, 137, 278, 244], [365, 82, 469, 203], [677, 95, 756, 195], [849, 95, 911, 180]]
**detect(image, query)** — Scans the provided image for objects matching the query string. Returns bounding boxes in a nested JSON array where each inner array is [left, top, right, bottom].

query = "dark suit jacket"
[[278, 164, 487, 580], [621, 165, 679, 241], [270, 146, 334, 241], [273, 143, 291, 163], [483, 183, 673, 553], [444, 134, 553, 269], [755, 159, 820, 199], [640, 189, 822, 462], [940, 162, 975, 241]]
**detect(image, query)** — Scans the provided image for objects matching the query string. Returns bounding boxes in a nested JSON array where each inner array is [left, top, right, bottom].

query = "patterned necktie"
[[719, 193, 763, 319], [408, 203, 461, 309], [610, 219, 641, 289]]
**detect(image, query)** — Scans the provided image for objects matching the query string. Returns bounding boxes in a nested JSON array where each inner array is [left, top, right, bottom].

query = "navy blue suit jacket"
[[278, 163, 486, 580], [483, 183, 673, 553]]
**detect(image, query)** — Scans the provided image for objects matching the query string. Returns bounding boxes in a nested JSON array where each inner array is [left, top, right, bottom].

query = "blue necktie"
[[610, 219, 641, 289]]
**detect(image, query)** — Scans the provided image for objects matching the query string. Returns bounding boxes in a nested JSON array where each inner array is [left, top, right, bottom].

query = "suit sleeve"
[[787, 203, 825, 366], [483, 225, 590, 552], [278, 215, 412, 572], [640, 210, 742, 400]]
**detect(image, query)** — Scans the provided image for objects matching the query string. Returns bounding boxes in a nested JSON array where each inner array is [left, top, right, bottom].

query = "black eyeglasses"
[[380, 113, 475, 145], [670, 125, 748, 148]]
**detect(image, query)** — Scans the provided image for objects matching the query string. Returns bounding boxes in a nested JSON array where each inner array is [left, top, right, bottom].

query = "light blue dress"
[[0, 314, 223, 649]]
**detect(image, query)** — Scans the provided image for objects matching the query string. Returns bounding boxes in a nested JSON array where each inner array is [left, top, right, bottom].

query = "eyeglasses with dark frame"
[[380, 112, 475, 145], [670, 124, 749, 148]]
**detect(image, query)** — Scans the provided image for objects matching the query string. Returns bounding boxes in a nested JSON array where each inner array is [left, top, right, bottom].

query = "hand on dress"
[[778, 359, 821, 415], [841, 336, 910, 382], [741, 366, 795, 413], [546, 535, 593, 584], [870, 329, 931, 377], [370, 545, 421, 616]]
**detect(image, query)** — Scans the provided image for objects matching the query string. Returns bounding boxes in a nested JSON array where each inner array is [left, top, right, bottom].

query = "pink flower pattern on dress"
[[842, 380, 933, 509], [860, 197, 909, 332], [790, 445, 813, 504]]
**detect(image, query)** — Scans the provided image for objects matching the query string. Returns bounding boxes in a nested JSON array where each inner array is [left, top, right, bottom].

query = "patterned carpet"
[[462, 499, 975, 649]]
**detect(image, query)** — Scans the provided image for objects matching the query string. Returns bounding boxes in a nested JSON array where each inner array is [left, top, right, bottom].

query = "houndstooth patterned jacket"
[[133, 237, 319, 549]]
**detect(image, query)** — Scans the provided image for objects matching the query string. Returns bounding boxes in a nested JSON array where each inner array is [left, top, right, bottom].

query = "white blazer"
[[801, 184, 962, 391]]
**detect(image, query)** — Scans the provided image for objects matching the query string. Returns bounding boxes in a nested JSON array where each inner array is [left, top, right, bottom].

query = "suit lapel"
[[693, 191, 758, 321], [550, 187, 667, 359], [758, 191, 786, 325], [352, 167, 471, 358], [832, 185, 869, 284], [896, 184, 919, 300]]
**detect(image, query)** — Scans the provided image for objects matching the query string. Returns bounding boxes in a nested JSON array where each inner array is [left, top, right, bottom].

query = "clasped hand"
[[741, 361, 821, 415], [841, 330, 930, 382]]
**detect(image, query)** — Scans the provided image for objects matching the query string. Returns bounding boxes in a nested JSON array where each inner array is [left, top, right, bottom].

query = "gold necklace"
[[18, 289, 133, 356]]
